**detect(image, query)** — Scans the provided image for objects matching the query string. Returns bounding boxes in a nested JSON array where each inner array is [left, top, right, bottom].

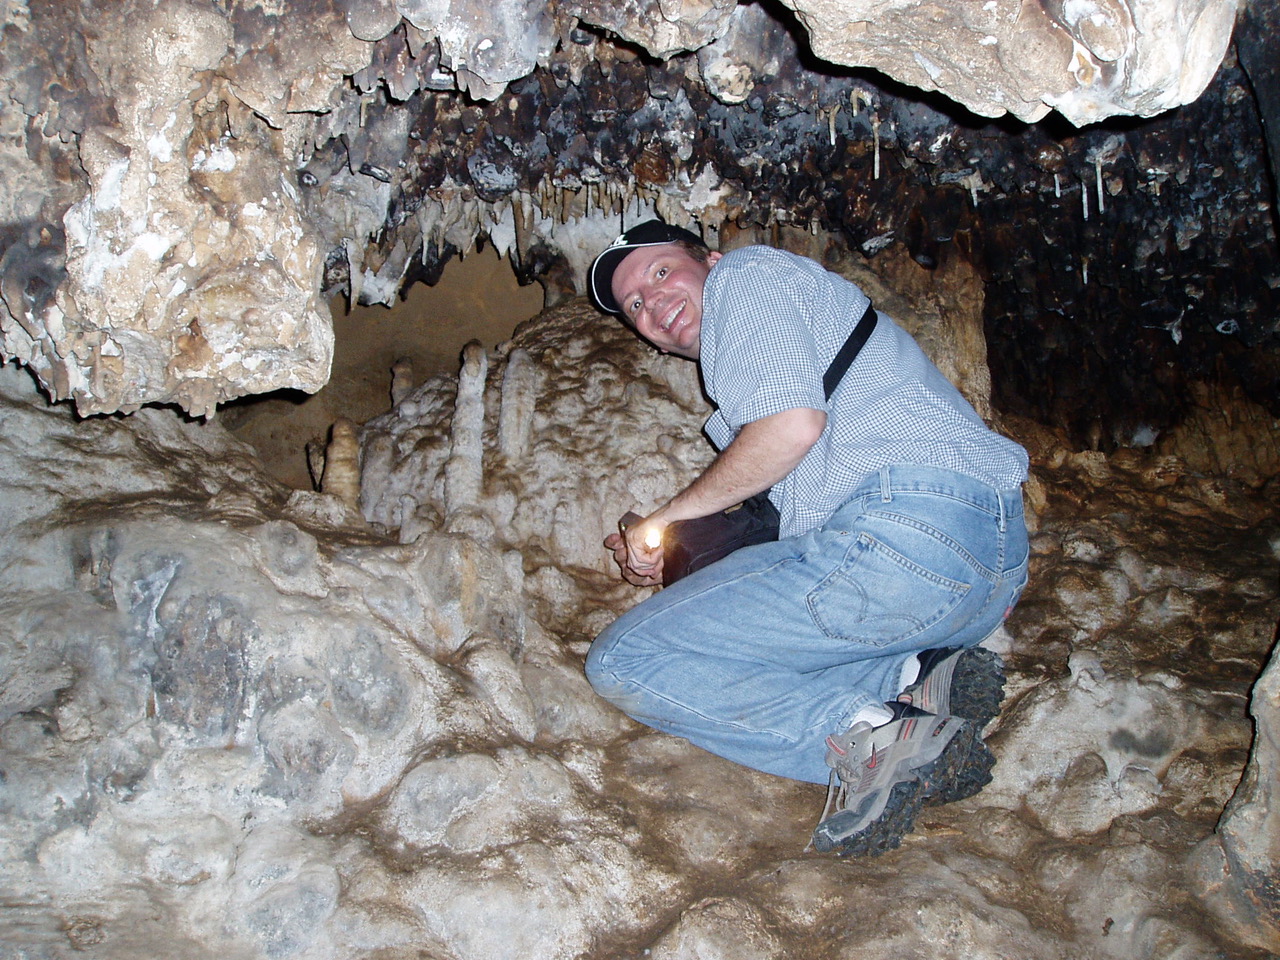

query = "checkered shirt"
[[699, 246, 1029, 538]]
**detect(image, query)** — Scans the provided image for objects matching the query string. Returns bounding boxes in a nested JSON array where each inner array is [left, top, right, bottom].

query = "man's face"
[[610, 244, 722, 360]]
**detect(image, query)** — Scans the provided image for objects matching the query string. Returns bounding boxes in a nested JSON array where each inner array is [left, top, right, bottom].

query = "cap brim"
[[589, 244, 640, 314], [590, 221, 708, 315]]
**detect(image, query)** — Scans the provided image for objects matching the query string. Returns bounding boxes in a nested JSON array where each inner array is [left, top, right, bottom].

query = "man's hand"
[[603, 407, 824, 587], [605, 510, 669, 587]]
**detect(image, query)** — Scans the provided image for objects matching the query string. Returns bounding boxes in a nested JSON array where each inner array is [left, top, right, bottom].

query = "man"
[[584, 220, 1029, 855]]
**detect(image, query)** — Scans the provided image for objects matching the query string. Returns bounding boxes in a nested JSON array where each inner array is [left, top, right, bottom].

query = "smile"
[[659, 301, 684, 332]]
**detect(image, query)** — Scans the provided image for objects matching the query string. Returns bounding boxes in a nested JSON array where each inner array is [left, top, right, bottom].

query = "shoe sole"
[[812, 718, 976, 857], [904, 647, 1004, 807], [906, 646, 1006, 729], [924, 732, 995, 806]]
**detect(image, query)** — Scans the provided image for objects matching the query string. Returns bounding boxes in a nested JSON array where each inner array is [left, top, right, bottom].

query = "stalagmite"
[[444, 340, 488, 516], [321, 418, 362, 511], [498, 348, 537, 463], [391, 356, 415, 407], [306, 436, 327, 490]]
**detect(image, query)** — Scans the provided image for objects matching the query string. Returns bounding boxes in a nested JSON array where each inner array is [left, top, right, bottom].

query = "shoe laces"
[[805, 773, 843, 853], [808, 702, 936, 850], [808, 719, 878, 848]]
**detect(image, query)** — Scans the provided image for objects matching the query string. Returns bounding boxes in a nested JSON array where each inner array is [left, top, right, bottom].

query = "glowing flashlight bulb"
[[643, 526, 662, 549]]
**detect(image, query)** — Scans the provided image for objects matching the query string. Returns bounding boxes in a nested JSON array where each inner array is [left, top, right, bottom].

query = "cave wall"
[[4, 4, 1280, 956], [2, 299, 1278, 957], [1, 0, 1274, 462]]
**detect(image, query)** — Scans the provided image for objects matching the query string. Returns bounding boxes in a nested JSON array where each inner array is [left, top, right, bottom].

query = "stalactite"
[[345, 238, 364, 307], [512, 190, 534, 267], [1095, 154, 1105, 214], [872, 113, 882, 179]]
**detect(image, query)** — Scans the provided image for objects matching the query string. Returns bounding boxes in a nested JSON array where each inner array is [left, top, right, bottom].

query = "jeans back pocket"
[[806, 532, 972, 647]]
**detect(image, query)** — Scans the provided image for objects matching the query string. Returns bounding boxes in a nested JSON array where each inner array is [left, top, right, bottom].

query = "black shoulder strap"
[[822, 300, 877, 400]]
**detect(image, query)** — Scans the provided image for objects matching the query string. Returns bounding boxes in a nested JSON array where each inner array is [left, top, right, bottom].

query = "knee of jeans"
[[584, 643, 643, 716], [584, 640, 609, 690], [585, 636, 628, 695]]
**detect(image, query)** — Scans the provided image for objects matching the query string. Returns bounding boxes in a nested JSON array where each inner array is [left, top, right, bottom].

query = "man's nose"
[[644, 291, 666, 321]]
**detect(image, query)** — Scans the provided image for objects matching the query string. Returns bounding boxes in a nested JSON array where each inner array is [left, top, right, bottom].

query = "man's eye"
[[656, 267, 668, 278], [629, 299, 641, 315]]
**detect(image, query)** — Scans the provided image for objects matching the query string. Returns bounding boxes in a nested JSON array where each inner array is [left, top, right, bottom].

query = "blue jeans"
[[586, 465, 1029, 784]]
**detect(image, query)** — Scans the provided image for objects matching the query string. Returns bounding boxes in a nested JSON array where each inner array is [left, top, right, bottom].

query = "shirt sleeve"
[[703, 410, 735, 450], [703, 253, 827, 431]]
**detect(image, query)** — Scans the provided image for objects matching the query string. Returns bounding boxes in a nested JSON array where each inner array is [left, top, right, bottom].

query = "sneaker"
[[897, 645, 1005, 728], [897, 646, 1005, 805], [810, 702, 976, 857]]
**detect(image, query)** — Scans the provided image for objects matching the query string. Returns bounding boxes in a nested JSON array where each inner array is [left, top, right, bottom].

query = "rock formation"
[[773, 0, 1234, 124], [2, 269, 1278, 955], [1192, 633, 1280, 952], [1, 0, 1272, 448], [1, 1, 1279, 957]]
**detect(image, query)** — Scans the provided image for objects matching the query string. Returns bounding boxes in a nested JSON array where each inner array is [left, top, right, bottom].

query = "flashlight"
[[618, 511, 662, 549]]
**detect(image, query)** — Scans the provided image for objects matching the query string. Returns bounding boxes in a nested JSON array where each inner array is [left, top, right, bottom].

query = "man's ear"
[[707, 251, 724, 266]]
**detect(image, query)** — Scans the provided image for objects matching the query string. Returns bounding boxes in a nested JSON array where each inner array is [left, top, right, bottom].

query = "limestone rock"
[[2, 281, 1279, 958], [53, 2, 348, 415], [1189, 633, 1280, 954], [773, 0, 1235, 124], [0, 0, 1247, 419], [575, 0, 739, 61]]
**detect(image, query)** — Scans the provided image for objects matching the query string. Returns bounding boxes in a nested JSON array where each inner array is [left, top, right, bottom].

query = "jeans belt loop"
[[879, 465, 892, 502]]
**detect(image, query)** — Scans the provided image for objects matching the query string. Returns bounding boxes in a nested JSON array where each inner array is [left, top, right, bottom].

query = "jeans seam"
[[877, 485, 1010, 515], [863, 511, 1000, 585], [852, 532, 973, 592], [598, 665, 808, 744]]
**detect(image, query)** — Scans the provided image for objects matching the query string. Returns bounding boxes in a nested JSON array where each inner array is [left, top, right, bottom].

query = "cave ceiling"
[[0, 0, 1276, 452]]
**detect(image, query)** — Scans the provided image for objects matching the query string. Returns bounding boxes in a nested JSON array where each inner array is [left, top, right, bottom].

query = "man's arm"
[[615, 406, 826, 582], [659, 406, 826, 523]]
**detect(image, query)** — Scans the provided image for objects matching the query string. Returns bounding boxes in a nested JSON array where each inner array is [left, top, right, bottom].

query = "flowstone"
[[1, 270, 1278, 958]]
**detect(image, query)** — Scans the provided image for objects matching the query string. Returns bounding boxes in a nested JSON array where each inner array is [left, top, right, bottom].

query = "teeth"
[[661, 303, 681, 331]]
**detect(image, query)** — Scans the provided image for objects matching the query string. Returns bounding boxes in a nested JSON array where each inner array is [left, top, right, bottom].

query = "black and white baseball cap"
[[589, 220, 709, 314]]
